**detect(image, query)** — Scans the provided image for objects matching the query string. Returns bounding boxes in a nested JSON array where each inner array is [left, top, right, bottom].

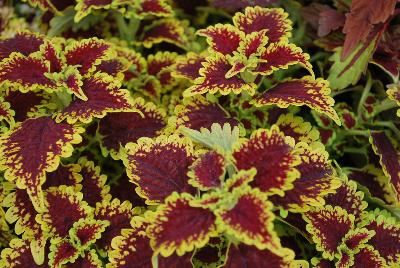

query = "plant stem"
[[371, 99, 398, 117], [330, 85, 363, 97], [357, 74, 373, 121]]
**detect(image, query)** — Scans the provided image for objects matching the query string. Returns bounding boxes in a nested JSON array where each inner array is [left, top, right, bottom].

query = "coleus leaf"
[[170, 96, 238, 131], [183, 55, 257, 97], [77, 157, 110, 207], [0, 98, 14, 125], [69, 218, 109, 249], [252, 42, 313, 76], [64, 37, 113, 75], [197, 24, 244, 56], [138, 18, 188, 49], [55, 73, 138, 124], [107, 218, 192, 268], [172, 52, 206, 80], [324, 179, 368, 221], [327, 28, 381, 90], [341, 0, 396, 59], [338, 228, 375, 254], [98, 98, 166, 159], [188, 151, 225, 191], [0, 238, 49, 268], [0, 31, 44, 61], [146, 192, 218, 257], [66, 250, 102, 268], [0, 52, 57, 92], [232, 6, 292, 43], [359, 209, 400, 265], [0, 116, 83, 211], [94, 198, 139, 252], [135, 0, 173, 18], [347, 165, 398, 205], [180, 123, 240, 153], [270, 142, 340, 212], [369, 131, 400, 203], [224, 244, 298, 268], [275, 113, 320, 144], [4, 89, 49, 122], [232, 125, 300, 196], [146, 51, 178, 92], [36, 186, 92, 238], [43, 162, 82, 190], [3, 188, 46, 265], [251, 76, 341, 125], [122, 135, 197, 205], [49, 238, 80, 268], [387, 83, 400, 117], [115, 46, 147, 81], [212, 0, 278, 11], [303, 205, 355, 260], [351, 245, 387, 268], [215, 187, 281, 251], [74, 0, 113, 22], [224, 168, 257, 192]]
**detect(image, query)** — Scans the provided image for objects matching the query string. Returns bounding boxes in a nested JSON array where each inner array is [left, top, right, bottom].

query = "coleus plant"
[[0, 0, 400, 268]]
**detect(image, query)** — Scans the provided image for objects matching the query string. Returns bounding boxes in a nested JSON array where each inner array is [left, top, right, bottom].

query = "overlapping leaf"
[[0, 117, 83, 211]]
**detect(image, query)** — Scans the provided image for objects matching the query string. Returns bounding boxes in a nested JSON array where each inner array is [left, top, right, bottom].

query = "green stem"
[[357, 74, 373, 121], [371, 99, 398, 117], [337, 129, 369, 137], [330, 85, 363, 97]]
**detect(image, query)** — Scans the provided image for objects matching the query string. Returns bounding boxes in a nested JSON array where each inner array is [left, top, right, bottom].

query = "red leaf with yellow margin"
[[233, 7, 292, 43], [49, 238, 79, 268], [36, 186, 92, 238], [122, 135, 197, 205], [138, 18, 188, 49], [0, 117, 83, 211], [184, 55, 257, 97], [359, 209, 400, 265], [215, 187, 280, 251], [0, 238, 49, 268], [136, 0, 173, 18], [69, 218, 109, 248], [324, 179, 368, 221], [43, 163, 82, 190], [170, 96, 238, 131], [0, 31, 44, 60], [64, 38, 113, 75], [74, 0, 113, 22], [172, 52, 206, 80], [107, 218, 193, 268], [146, 193, 218, 257], [197, 24, 244, 56], [65, 250, 102, 268], [275, 113, 320, 144], [369, 131, 400, 203], [253, 42, 313, 76], [303, 205, 354, 260], [55, 73, 137, 124], [347, 165, 397, 205], [270, 142, 340, 212], [77, 157, 110, 207], [188, 151, 225, 191], [251, 76, 341, 125], [232, 125, 300, 196], [224, 169, 257, 192], [352, 245, 387, 268], [146, 51, 178, 91], [94, 198, 139, 252], [387, 83, 400, 117], [98, 98, 166, 159], [224, 244, 296, 268], [0, 53, 57, 92], [0, 99, 14, 125], [4, 90, 48, 122]]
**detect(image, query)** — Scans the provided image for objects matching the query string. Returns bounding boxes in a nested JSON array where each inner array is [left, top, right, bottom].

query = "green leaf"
[[327, 36, 378, 90], [180, 123, 240, 153]]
